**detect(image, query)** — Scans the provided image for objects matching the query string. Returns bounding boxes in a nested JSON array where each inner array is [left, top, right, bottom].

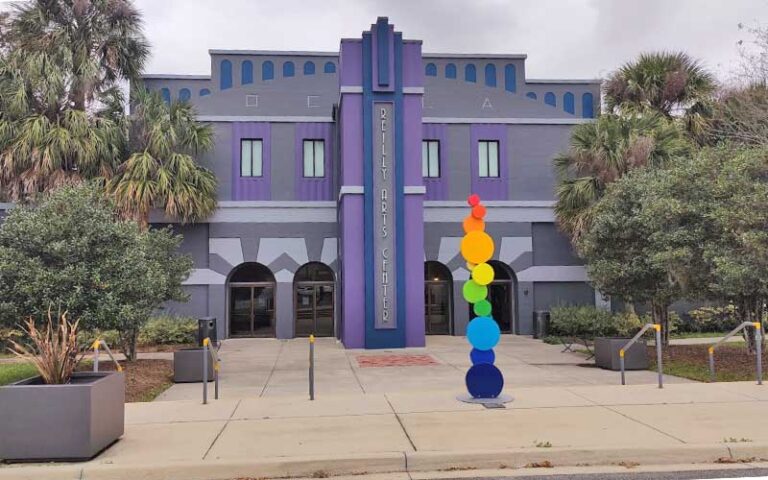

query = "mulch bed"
[[650, 343, 767, 382], [136, 344, 196, 353], [79, 359, 173, 402]]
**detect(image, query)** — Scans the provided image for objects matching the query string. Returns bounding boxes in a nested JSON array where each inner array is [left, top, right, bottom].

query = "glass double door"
[[295, 282, 334, 337], [425, 281, 451, 334], [230, 283, 275, 337], [468, 281, 514, 333]]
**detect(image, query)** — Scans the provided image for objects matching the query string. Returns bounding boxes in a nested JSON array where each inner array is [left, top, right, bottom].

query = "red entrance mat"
[[356, 354, 439, 368]]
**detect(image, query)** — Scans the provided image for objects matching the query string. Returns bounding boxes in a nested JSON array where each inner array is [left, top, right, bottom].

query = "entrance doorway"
[[424, 261, 453, 334], [469, 261, 517, 333], [294, 262, 335, 337], [229, 263, 276, 337]]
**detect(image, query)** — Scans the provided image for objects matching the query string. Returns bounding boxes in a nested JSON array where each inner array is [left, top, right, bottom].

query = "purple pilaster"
[[422, 124, 448, 200], [371, 20, 395, 92], [470, 124, 509, 200], [295, 123, 333, 201], [402, 41, 424, 88], [339, 40, 362, 88], [232, 122, 271, 200]]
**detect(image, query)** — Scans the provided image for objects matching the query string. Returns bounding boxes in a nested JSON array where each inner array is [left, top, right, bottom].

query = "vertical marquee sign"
[[373, 102, 396, 329]]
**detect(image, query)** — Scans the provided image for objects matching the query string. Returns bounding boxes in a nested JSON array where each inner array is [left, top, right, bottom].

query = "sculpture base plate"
[[456, 393, 514, 405]]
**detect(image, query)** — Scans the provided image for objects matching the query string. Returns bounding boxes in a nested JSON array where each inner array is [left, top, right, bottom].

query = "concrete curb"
[[1, 444, 766, 480]]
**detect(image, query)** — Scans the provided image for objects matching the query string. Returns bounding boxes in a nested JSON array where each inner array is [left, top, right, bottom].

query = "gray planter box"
[[0, 371, 125, 461], [594, 337, 649, 371], [174, 348, 214, 383]]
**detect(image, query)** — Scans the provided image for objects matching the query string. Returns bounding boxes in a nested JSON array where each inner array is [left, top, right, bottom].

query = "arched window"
[[295, 262, 335, 282], [525, 92, 537, 100], [465, 64, 476, 83], [199, 88, 211, 97], [178, 88, 191, 102], [563, 92, 575, 114], [220, 60, 233, 90], [283, 61, 295, 77], [425, 62, 437, 76], [484, 63, 496, 87], [323, 61, 336, 73], [445, 63, 457, 79], [262, 60, 274, 80], [303, 61, 315, 75], [544, 92, 556, 107], [241, 60, 253, 85], [582, 92, 595, 118], [160, 88, 171, 104], [504, 64, 517, 92]]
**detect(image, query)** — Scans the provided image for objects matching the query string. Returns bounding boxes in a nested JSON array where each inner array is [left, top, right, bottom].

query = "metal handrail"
[[202, 337, 220, 404], [309, 334, 315, 401], [91, 340, 123, 373], [620, 323, 663, 388], [708, 322, 763, 385]]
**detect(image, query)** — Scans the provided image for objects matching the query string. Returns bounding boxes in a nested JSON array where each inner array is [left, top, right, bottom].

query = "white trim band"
[[404, 186, 427, 195], [423, 117, 593, 125], [198, 115, 334, 123]]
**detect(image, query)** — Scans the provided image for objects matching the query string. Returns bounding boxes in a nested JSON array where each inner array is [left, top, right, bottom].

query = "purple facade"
[[294, 123, 333, 201], [232, 122, 271, 200], [470, 124, 509, 200]]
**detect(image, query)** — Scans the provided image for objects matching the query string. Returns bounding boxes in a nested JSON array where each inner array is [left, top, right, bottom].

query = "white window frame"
[[302, 139, 325, 178], [422, 140, 440, 178], [240, 139, 263, 177], [478, 140, 500, 178]]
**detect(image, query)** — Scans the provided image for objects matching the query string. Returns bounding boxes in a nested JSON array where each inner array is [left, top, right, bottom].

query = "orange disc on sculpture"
[[466, 261, 476, 271], [460, 231, 494, 264], [463, 215, 484, 233], [471, 204, 487, 220], [467, 194, 480, 207]]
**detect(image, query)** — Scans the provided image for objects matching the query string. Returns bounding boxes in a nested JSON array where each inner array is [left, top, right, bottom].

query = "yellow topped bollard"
[[309, 334, 316, 400]]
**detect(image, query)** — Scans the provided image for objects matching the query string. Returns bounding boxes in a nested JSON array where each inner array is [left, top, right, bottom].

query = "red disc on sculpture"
[[467, 194, 480, 207], [471, 204, 486, 219]]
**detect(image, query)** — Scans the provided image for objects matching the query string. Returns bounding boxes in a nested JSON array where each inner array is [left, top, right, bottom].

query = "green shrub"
[[138, 316, 197, 346], [686, 305, 740, 333], [549, 305, 643, 341]]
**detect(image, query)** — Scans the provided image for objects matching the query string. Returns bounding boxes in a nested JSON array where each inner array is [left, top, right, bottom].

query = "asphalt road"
[[431, 468, 768, 480]]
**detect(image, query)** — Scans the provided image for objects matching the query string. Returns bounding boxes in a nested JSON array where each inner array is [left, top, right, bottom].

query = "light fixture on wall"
[[523, 289, 529, 296]]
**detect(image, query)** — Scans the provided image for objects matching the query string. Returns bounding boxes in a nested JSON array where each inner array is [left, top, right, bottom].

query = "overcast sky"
[[130, 0, 768, 83]]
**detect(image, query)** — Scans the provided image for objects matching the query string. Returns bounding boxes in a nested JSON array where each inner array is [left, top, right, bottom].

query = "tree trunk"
[[651, 300, 670, 346], [119, 328, 139, 362]]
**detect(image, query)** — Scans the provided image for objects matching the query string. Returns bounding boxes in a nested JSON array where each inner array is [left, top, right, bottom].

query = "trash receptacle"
[[197, 317, 217, 346], [533, 311, 550, 339]]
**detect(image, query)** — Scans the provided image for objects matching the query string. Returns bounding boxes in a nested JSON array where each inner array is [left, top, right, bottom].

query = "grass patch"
[[649, 343, 766, 382], [0, 362, 38, 386], [670, 332, 743, 340]]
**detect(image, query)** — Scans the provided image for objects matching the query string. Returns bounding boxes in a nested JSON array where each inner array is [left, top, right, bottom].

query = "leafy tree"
[[705, 83, 768, 148], [107, 88, 218, 228], [0, 185, 192, 360], [554, 113, 690, 242]]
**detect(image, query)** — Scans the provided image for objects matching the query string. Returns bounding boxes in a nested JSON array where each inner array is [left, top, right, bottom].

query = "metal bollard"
[[755, 323, 763, 386], [214, 354, 220, 400], [708, 347, 715, 382], [620, 349, 626, 386], [92, 340, 100, 372], [654, 324, 663, 389], [309, 335, 315, 400], [203, 338, 209, 405]]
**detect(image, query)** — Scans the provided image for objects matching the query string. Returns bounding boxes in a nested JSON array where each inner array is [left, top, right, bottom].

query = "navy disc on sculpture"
[[470, 348, 495, 365], [465, 363, 504, 398]]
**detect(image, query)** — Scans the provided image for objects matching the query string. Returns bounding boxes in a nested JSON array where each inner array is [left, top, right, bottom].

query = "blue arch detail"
[[525, 92, 537, 100], [323, 61, 336, 73], [241, 60, 253, 85], [178, 88, 191, 102], [425, 62, 437, 76], [303, 61, 315, 75], [262, 61, 274, 80], [504, 64, 517, 92], [582, 92, 595, 118], [220, 60, 233, 90], [465, 64, 476, 83], [160, 88, 171, 104], [445, 63, 457, 79], [564, 92, 575, 114], [283, 61, 295, 77], [484, 63, 496, 87], [544, 92, 556, 107], [199, 88, 211, 97]]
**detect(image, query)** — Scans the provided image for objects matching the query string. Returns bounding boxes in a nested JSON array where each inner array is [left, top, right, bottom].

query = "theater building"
[[139, 17, 603, 349]]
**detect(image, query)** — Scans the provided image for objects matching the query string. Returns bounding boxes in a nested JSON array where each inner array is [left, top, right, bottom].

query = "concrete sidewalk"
[[2, 381, 767, 480]]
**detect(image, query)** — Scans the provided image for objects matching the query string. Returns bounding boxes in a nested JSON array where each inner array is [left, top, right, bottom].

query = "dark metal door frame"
[[294, 280, 335, 337], [229, 281, 276, 337], [425, 279, 453, 335]]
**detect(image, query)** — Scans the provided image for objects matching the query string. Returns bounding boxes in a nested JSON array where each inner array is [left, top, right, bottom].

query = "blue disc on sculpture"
[[465, 363, 504, 398], [466, 316, 501, 351], [470, 348, 495, 365]]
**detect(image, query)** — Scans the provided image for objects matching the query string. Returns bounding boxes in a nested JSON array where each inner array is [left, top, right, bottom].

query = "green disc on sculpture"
[[462, 279, 488, 304], [473, 299, 492, 317]]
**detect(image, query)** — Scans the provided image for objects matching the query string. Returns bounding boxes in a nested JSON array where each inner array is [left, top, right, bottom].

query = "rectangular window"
[[421, 140, 440, 178], [478, 140, 499, 178], [303, 139, 325, 178], [240, 139, 263, 177]]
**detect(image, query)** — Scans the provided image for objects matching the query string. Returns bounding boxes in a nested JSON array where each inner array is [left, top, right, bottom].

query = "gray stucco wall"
[[532, 223, 582, 266], [534, 282, 595, 312]]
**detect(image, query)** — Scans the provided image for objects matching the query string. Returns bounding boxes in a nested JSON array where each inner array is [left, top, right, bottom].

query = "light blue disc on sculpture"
[[465, 363, 504, 398], [466, 316, 500, 351], [470, 348, 495, 365]]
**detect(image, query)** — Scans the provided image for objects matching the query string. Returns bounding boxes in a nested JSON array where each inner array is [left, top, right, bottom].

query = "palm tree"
[[554, 113, 690, 242], [107, 88, 218, 229]]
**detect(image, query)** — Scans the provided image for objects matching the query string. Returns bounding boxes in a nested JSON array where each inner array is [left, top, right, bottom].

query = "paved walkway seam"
[[600, 404, 688, 444], [202, 399, 242, 460], [386, 394, 418, 452]]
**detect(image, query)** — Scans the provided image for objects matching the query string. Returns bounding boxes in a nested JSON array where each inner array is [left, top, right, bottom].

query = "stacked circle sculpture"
[[460, 194, 504, 399]]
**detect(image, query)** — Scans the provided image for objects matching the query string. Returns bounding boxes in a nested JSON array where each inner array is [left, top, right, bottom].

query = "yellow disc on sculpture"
[[463, 215, 485, 234], [471, 262, 495, 286], [466, 261, 476, 271], [463, 280, 488, 303], [460, 231, 494, 264]]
